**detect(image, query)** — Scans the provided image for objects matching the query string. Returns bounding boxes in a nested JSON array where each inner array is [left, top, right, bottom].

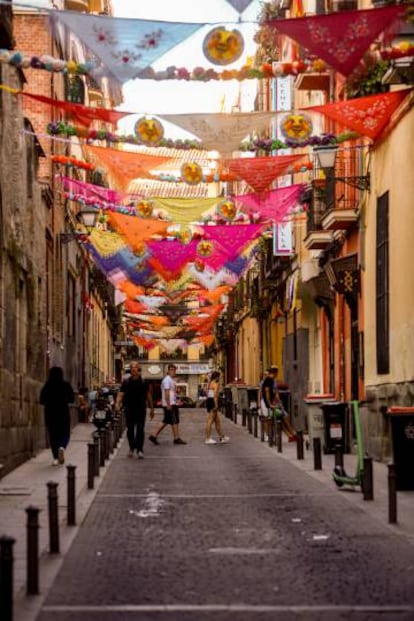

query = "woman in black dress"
[[40, 366, 74, 466]]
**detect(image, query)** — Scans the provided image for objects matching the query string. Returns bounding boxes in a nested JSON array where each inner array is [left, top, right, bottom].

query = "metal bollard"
[[276, 420, 283, 453], [313, 437, 322, 470], [87, 443, 95, 490], [104, 427, 110, 461], [47, 481, 60, 554], [247, 409, 252, 434], [26, 506, 40, 595], [296, 430, 304, 460], [388, 463, 398, 524], [233, 404, 238, 424], [93, 434, 100, 476], [260, 416, 265, 442], [335, 446, 344, 468], [253, 411, 258, 438], [268, 417, 274, 447], [109, 427, 114, 454], [99, 431, 106, 467], [0, 535, 15, 621], [67, 465, 77, 525], [242, 408, 247, 427], [362, 456, 374, 501]]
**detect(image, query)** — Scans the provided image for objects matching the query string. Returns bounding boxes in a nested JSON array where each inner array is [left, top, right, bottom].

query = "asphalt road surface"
[[37, 409, 414, 621]]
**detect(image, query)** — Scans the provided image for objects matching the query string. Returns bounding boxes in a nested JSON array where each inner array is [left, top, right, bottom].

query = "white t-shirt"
[[161, 374, 176, 406]]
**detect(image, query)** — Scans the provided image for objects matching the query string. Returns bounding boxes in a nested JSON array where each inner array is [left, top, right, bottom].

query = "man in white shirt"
[[149, 364, 187, 445]]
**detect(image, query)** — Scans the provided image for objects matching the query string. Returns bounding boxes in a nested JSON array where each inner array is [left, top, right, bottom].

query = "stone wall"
[[360, 381, 414, 461]]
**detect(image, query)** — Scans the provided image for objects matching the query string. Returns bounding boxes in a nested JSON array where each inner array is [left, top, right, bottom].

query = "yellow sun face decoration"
[[280, 113, 313, 144], [203, 27, 244, 66], [218, 198, 236, 222], [136, 199, 154, 218], [134, 117, 164, 146], [181, 162, 203, 185], [197, 240, 214, 257]]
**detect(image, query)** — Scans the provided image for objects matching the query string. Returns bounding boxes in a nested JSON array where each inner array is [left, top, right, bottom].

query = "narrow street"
[[36, 410, 414, 621]]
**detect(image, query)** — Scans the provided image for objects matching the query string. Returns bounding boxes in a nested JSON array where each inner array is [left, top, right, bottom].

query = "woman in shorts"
[[204, 371, 229, 445]]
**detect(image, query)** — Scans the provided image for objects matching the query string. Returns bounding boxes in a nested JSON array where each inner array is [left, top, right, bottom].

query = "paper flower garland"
[[134, 117, 164, 146], [136, 199, 154, 218], [203, 27, 244, 65], [217, 198, 236, 222], [51, 154, 94, 171], [181, 162, 203, 185], [280, 113, 313, 144]]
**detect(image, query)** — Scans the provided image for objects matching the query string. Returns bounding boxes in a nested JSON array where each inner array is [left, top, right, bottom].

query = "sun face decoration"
[[217, 198, 236, 222], [194, 258, 205, 272], [196, 239, 214, 258], [203, 27, 244, 66], [181, 162, 203, 185], [136, 199, 154, 218], [134, 117, 164, 146], [134, 242, 147, 258], [280, 113, 313, 144]]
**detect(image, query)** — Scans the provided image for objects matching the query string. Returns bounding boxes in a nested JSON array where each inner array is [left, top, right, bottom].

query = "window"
[[376, 192, 389, 374]]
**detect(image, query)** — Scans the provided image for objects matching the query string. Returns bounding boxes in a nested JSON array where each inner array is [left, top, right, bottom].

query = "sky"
[[111, 0, 262, 139]]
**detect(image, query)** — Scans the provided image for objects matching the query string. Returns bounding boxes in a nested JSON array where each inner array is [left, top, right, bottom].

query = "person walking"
[[205, 371, 229, 445], [270, 365, 297, 441], [149, 364, 186, 445], [116, 361, 154, 459], [40, 366, 75, 466]]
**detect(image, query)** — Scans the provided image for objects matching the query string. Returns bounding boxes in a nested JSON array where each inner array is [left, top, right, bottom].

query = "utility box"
[[320, 401, 350, 454], [304, 394, 335, 447], [386, 407, 414, 491]]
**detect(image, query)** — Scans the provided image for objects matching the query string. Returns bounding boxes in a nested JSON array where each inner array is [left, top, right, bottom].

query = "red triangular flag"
[[224, 154, 305, 193], [308, 90, 411, 141], [265, 6, 404, 76]]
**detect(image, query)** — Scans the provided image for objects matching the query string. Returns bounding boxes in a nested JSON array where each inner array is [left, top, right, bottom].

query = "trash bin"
[[320, 401, 350, 454], [304, 394, 335, 447], [386, 407, 414, 491]]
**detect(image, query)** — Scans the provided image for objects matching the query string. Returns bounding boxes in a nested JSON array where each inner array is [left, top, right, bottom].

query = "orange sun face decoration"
[[134, 242, 147, 258], [197, 239, 214, 258], [194, 258, 205, 272], [181, 162, 203, 185], [134, 117, 164, 146], [203, 27, 244, 65], [280, 113, 313, 144], [218, 198, 236, 222], [136, 199, 154, 218]]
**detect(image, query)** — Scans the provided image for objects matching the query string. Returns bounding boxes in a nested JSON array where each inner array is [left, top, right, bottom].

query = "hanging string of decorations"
[[47, 122, 359, 152], [51, 154, 95, 171], [0, 49, 331, 82]]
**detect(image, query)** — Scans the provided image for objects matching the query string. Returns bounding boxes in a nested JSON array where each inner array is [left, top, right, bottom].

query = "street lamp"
[[313, 145, 370, 192], [77, 206, 99, 230]]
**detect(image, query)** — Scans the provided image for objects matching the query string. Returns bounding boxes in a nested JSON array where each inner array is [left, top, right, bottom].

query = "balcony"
[[304, 230, 333, 251], [295, 73, 331, 91], [86, 76, 103, 104], [321, 207, 358, 230], [65, 0, 89, 11]]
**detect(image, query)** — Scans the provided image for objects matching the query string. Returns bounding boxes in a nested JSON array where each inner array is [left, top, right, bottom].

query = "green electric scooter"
[[332, 400, 365, 489]]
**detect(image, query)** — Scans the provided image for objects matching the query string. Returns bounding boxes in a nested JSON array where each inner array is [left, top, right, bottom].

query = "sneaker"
[[205, 438, 217, 445], [219, 436, 230, 444], [137, 451, 144, 459], [173, 438, 187, 445], [58, 447, 65, 464], [52, 459, 59, 466], [149, 435, 159, 445], [127, 450, 134, 458]]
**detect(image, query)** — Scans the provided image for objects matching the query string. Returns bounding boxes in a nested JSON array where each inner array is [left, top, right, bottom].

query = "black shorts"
[[162, 405, 179, 425], [206, 397, 216, 413]]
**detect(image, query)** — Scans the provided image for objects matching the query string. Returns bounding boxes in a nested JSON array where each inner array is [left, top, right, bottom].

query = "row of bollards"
[[0, 416, 126, 620], [239, 408, 401, 527]]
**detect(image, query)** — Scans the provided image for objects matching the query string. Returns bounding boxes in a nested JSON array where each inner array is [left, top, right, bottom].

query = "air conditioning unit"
[[301, 259, 320, 282]]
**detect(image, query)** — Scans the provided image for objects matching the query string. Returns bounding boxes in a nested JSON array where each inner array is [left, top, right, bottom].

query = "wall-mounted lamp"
[[313, 145, 370, 192], [77, 206, 99, 230]]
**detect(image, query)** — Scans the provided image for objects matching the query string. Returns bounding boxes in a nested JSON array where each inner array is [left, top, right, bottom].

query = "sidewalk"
[[0, 423, 121, 621]]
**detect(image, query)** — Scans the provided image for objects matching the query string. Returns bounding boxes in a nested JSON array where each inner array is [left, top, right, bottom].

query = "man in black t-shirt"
[[116, 361, 154, 459]]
